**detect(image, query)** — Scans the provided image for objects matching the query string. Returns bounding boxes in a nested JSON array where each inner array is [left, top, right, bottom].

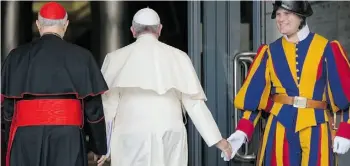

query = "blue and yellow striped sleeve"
[[234, 44, 271, 140], [325, 41, 350, 112], [241, 110, 262, 126], [325, 40, 350, 139]]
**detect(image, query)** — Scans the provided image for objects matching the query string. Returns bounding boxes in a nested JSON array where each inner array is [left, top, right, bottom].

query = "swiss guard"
[[1, 2, 109, 166], [223, 1, 350, 165]]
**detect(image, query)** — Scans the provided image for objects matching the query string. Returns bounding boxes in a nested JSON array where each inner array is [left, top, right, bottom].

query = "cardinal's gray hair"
[[37, 13, 68, 27]]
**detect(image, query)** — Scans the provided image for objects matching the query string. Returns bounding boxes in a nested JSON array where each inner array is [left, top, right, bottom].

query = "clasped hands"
[[219, 130, 247, 161], [215, 138, 233, 160]]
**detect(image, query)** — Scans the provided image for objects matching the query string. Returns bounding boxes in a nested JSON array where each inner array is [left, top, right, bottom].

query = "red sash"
[[6, 99, 83, 166]]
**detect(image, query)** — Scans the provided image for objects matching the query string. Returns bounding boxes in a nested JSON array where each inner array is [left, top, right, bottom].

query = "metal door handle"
[[231, 52, 258, 162]]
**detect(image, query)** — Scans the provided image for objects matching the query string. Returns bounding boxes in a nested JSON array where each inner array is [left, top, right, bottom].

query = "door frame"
[[187, 1, 242, 166]]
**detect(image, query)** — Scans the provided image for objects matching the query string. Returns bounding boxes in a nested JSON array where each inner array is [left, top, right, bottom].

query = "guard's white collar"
[[284, 24, 310, 42]]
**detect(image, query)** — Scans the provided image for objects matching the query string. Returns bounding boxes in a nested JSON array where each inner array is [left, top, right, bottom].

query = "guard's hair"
[[299, 16, 306, 30]]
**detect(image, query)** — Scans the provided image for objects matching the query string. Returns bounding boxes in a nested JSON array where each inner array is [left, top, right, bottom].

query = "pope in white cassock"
[[97, 7, 234, 166]]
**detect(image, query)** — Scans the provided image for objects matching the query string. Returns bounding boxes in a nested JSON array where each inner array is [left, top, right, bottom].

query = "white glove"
[[333, 136, 350, 154], [221, 130, 247, 161]]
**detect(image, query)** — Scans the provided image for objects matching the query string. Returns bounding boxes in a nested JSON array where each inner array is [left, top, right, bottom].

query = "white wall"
[[307, 2, 350, 58]]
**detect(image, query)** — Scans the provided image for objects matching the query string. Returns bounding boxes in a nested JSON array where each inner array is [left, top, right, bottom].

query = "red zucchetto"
[[39, 2, 67, 20]]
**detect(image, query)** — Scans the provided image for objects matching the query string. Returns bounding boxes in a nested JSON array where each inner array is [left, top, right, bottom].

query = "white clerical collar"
[[137, 33, 158, 40], [283, 24, 310, 42]]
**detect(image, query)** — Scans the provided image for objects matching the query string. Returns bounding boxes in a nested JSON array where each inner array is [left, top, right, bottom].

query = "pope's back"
[[100, 7, 233, 166]]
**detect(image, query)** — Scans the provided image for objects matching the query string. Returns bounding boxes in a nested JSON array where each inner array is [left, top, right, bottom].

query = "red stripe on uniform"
[[316, 57, 323, 80], [264, 97, 274, 112], [330, 42, 350, 101], [283, 132, 290, 166]]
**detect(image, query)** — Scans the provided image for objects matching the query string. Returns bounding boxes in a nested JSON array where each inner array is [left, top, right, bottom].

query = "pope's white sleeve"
[[101, 88, 120, 157], [181, 93, 223, 147], [102, 89, 120, 122]]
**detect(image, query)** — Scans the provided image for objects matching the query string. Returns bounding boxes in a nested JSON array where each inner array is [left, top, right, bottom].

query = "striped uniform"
[[234, 33, 350, 166]]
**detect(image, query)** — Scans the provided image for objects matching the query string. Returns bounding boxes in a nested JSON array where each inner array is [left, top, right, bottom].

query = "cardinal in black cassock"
[[1, 2, 109, 166]]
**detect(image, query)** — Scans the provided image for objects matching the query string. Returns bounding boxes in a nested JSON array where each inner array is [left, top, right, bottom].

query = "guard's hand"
[[220, 130, 247, 161], [333, 136, 350, 154], [216, 139, 233, 161]]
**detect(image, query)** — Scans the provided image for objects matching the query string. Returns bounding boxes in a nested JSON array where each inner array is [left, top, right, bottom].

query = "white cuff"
[[235, 130, 248, 143]]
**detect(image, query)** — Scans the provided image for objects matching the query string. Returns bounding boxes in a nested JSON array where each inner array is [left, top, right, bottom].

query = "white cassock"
[[101, 33, 223, 166]]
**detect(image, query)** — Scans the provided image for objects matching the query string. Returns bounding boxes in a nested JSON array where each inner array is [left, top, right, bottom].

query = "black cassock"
[[1, 33, 109, 166]]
